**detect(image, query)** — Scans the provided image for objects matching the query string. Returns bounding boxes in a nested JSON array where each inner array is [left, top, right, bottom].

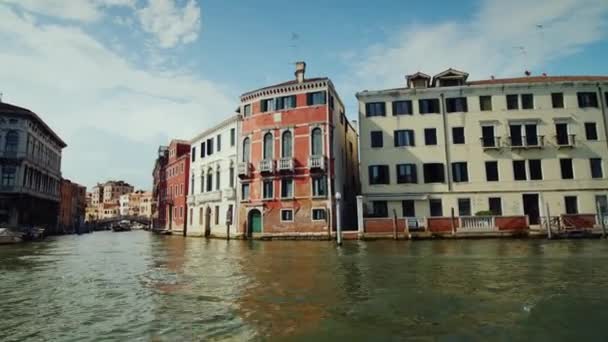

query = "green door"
[[250, 210, 262, 233]]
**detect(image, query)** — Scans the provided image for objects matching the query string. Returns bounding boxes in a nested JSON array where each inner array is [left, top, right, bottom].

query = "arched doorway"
[[204, 206, 212, 237], [248, 209, 262, 236]]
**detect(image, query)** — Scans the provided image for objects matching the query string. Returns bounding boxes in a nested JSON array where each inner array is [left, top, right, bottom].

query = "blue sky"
[[1, 0, 607, 190]]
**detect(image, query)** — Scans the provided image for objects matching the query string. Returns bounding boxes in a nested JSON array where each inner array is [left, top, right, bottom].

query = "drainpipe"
[[440, 93, 453, 191], [598, 84, 608, 151]]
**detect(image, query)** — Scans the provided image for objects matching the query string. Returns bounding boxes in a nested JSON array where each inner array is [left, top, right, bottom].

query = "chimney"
[[525, 70, 531, 76], [295, 61, 306, 83]]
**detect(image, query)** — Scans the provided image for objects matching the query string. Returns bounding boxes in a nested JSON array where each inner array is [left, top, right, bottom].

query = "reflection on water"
[[1, 232, 608, 341]]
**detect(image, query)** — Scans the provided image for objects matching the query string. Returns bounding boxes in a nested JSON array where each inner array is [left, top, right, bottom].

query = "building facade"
[[187, 115, 240, 237], [0, 101, 66, 230], [152, 146, 168, 228], [164, 140, 190, 233], [357, 70, 608, 226], [103, 180, 134, 204], [237, 62, 360, 238], [58, 179, 86, 233]]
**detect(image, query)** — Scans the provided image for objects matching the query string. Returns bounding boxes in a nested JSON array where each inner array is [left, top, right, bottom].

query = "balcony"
[[222, 188, 236, 200], [259, 159, 275, 173], [0, 150, 26, 159], [308, 155, 326, 170], [480, 137, 501, 150], [237, 162, 251, 178], [278, 157, 294, 172], [555, 134, 576, 149], [186, 195, 196, 205], [508, 135, 545, 149], [195, 191, 221, 204]]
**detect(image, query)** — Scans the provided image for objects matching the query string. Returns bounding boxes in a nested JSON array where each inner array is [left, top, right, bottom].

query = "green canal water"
[[1, 231, 608, 341]]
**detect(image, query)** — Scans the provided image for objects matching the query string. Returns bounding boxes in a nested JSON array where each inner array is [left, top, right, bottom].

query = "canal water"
[[1, 232, 608, 341]]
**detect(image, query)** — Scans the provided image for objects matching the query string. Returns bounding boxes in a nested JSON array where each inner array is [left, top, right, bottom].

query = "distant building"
[[138, 191, 153, 219], [103, 180, 134, 204], [187, 114, 240, 237], [237, 62, 360, 238], [85, 180, 134, 221], [59, 179, 86, 233], [356, 70, 608, 228], [152, 146, 169, 228], [0, 101, 66, 230]]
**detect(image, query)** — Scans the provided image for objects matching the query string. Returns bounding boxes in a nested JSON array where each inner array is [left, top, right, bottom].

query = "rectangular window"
[[243, 104, 251, 117], [230, 128, 236, 146], [241, 183, 250, 200], [215, 206, 219, 225], [207, 138, 214, 156], [564, 196, 578, 214], [1, 166, 16, 186], [424, 128, 437, 145], [578, 92, 598, 108], [458, 198, 471, 216], [201, 141, 206, 158], [366, 102, 386, 117], [191, 147, 196, 162], [206, 173, 213, 192], [281, 178, 293, 198], [479, 95, 493, 111], [372, 201, 389, 217], [525, 124, 538, 146], [396, 164, 417, 184], [560, 158, 574, 179], [521, 94, 534, 109], [590, 158, 603, 178], [585, 122, 598, 140], [392, 100, 413, 115], [509, 124, 523, 146], [312, 176, 327, 196], [513, 160, 527, 180], [216, 170, 220, 190], [452, 162, 469, 182], [446, 97, 468, 113], [485, 161, 499, 181], [312, 208, 327, 221], [307, 91, 327, 106], [276, 95, 296, 110], [394, 130, 415, 147], [423, 163, 445, 183], [216, 134, 222, 152], [429, 199, 443, 217], [555, 123, 569, 145], [402, 200, 415, 217], [262, 180, 273, 199], [481, 126, 496, 147], [261, 98, 275, 112], [506, 94, 519, 110], [281, 209, 294, 222], [489, 197, 502, 215], [368, 165, 390, 185], [419, 99, 440, 114], [529, 159, 543, 180], [552, 93, 564, 108], [370, 131, 383, 148], [452, 127, 465, 144], [229, 167, 235, 188]]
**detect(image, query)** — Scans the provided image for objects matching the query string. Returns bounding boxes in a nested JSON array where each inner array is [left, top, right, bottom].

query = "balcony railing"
[[480, 137, 501, 149], [308, 155, 326, 170], [458, 216, 497, 232], [555, 134, 576, 148], [195, 191, 221, 204], [508, 135, 545, 149], [405, 217, 426, 231], [259, 159, 275, 173], [278, 157, 294, 172], [237, 162, 251, 178], [222, 188, 236, 200]]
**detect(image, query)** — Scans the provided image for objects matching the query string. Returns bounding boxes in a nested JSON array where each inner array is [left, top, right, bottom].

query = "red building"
[[237, 62, 360, 238], [152, 146, 168, 229], [164, 140, 190, 234], [58, 179, 86, 234]]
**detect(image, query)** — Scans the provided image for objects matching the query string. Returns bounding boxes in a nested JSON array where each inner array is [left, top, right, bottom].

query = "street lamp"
[[335, 192, 342, 246]]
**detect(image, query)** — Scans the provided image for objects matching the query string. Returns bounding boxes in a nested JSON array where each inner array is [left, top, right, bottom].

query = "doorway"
[[523, 194, 540, 225], [168, 206, 173, 230], [248, 209, 262, 236]]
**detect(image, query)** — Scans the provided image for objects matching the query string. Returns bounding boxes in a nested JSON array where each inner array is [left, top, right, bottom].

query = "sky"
[[1, 0, 607, 190]]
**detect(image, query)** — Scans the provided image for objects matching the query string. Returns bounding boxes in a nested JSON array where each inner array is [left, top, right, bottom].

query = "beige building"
[[103, 180, 134, 203], [357, 70, 608, 226]]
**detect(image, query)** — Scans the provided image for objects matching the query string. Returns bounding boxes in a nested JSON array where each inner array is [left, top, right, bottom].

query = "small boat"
[[111, 220, 132, 232], [0, 228, 23, 244]]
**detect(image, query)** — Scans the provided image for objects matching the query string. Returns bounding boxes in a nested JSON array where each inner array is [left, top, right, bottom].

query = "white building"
[[119, 194, 129, 216], [357, 70, 608, 227], [186, 115, 241, 237]]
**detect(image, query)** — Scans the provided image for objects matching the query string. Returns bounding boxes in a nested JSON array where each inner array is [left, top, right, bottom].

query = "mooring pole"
[[546, 203, 552, 239], [392, 209, 398, 240], [597, 202, 606, 239], [450, 207, 456, 235], [336, 192, 342, 246]]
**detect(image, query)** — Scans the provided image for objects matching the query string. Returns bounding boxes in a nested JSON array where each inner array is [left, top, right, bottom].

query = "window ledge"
[[312, 195, 327, 199]]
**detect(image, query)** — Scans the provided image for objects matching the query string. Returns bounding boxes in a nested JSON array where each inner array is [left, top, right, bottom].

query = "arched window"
[[190, 174, 195, 194], [311, 128, 322, 156], [242, 137, 250, 162], [282, 131, 292, 158], [206, 168, 213, 192], [215, 166, 221, 190], [5, 131, 18, 152], [200, 171, 205, 194], [263, 132, 273, 159]]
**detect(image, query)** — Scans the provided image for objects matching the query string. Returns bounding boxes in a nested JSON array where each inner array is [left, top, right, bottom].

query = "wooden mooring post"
[[546, 203, 553, 239], [392, 209, 398, 240], [450, 207, 456, 235]]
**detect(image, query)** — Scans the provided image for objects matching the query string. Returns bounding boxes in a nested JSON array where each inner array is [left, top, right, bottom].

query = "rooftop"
[[0, 102, 67, 148]]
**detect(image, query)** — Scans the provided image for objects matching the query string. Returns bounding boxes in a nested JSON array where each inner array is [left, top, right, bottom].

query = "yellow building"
[[356, 70, 608, 227]]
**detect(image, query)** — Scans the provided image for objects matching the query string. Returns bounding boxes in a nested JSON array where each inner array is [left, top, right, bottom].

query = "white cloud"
[[0, 0, 135, 22], [351, 0, 608, 90], [137, 0, 201, 48], [0, 5, 233, 188]]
